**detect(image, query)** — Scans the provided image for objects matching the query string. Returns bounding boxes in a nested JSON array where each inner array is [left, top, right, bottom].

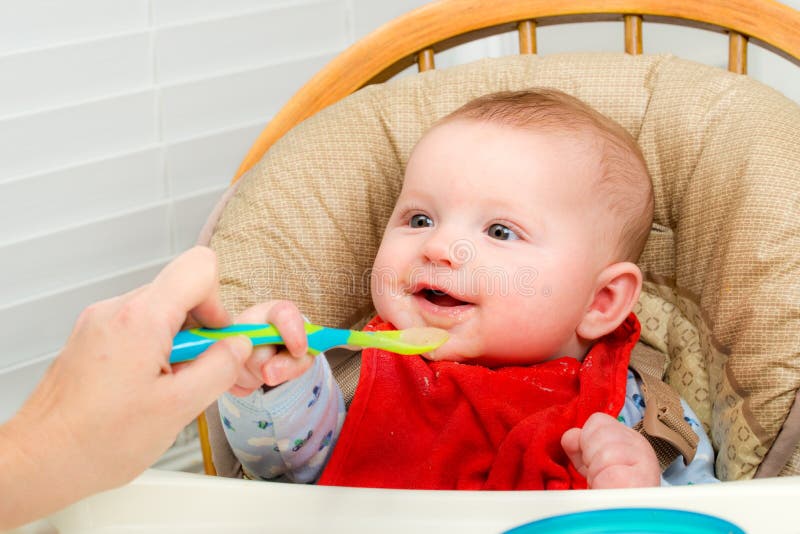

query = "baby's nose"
[[422, 235, 475, 268]]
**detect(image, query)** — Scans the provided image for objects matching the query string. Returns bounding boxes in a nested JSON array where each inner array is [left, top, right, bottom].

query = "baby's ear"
[[576, 262, 642, 341]]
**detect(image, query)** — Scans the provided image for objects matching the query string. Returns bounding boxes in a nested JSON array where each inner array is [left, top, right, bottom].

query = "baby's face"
[[371, 119, 614, 366]]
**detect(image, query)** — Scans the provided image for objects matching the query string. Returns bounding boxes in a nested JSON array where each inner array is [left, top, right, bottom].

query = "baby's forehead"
[[412, 120, 606, 182], [420, 117, 604, 154]]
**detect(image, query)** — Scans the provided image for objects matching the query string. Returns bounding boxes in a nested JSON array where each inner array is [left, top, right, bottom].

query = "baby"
[[219, 88, 717, 489]]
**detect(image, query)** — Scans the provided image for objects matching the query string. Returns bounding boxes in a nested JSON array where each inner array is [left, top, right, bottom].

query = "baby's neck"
[[556, 336, 593, 362]]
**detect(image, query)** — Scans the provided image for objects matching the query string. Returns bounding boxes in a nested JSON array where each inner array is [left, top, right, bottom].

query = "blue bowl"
[[504, 508, 745, 534]]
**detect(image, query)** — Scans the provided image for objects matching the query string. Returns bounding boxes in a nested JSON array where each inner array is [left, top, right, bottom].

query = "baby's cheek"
[[485, 306, 569, 360], [375, 294, 418, 329]]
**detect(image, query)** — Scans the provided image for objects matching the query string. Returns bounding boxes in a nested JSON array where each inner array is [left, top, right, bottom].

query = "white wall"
[[2, 0, 799, 423]]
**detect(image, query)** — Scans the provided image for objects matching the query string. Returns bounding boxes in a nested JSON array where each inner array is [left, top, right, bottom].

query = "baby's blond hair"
[[440, 89, 654, 262]]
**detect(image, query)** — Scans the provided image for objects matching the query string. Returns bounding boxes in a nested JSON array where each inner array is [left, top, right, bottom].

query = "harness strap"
[[629, 342, 699, 469]]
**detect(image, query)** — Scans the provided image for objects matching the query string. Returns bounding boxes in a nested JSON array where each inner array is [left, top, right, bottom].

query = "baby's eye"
[[409, 214, 433, 228], [487, 223, 518, 241]]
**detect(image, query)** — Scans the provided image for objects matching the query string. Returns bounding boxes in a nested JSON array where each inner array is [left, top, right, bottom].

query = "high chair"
[[196, 0, 800, 485]]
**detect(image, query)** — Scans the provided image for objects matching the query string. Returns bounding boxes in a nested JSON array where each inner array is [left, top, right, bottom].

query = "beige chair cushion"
[[207, 52, 800, 481]]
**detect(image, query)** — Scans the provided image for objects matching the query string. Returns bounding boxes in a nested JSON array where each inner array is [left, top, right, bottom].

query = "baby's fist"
[[228, 300, 312, 396], [561, 412, 660, 489]]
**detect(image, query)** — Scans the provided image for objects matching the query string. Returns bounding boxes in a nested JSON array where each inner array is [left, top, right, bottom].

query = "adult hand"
[[0, 246, 252, 530]]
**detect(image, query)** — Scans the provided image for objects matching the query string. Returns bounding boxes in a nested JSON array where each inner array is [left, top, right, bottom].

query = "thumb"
[[561, 427, 587, 477], [169, 336, 253, 419]]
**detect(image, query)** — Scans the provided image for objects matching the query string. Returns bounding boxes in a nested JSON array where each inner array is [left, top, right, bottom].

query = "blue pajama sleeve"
[[618, 370, 719, 485], [218, 353, 346, 483]]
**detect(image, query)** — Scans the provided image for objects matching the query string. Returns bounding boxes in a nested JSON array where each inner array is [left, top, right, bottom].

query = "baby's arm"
[[561, 413, 661, 489], [219, 300, 345, 482], [616, 372, 719, 485], [219, 355, 345, 482]]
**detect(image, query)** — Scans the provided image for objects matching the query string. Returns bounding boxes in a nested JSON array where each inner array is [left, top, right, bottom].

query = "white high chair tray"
[[46, 469, 800, 533]]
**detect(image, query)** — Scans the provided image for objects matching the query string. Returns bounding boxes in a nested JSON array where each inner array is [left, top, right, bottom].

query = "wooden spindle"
[[624, 15, 643, 54], [518, 20, 537, 54], [197, 413, 217, 475], [728, 32, 748, 74], [417, 48, 435, 71]]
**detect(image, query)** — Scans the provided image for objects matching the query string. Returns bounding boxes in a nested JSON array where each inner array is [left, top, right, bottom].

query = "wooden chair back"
[[232, 0, 800, 182]]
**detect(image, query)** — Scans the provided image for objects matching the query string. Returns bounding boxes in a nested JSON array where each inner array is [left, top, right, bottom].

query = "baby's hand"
[[228, 300, 313, 396], [561, 412, 660, 489]]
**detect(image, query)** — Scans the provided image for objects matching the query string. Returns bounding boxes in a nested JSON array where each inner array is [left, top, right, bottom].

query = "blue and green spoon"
[[169, 323, 449, 364]]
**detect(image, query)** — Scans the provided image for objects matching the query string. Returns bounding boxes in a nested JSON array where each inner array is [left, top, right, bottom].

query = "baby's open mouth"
[[418, 288, 469, 308]]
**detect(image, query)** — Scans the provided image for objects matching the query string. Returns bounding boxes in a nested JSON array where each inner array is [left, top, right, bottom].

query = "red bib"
[[318, 314, 639, 490]]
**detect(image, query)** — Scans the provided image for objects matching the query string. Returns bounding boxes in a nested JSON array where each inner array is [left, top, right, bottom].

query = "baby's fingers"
[[267, 301, 308, 357], [239, 345, 276, 386], [228, 363, 266, 397], [561, 427, 588, 477], [227, 344, 276, 396], [262, 350, 314, 386], [238, 300, 308, 358], [575, 413, 620, 461]]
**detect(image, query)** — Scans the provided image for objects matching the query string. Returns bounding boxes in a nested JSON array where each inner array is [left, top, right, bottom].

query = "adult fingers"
[[149, 247, 230, 332], [168, 336, 252, 420]]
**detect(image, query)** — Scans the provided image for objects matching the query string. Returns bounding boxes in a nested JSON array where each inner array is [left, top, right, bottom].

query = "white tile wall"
[[172, 187, 229, 251], [151, 0, 290, 26], [351, 0, 429, 39], [0, 33, 153, 118], [1, 0, 799, 433], [165, 123, 263, 195], [0, 149, 165, 243], [154, 1, 348, 84], [0, 0, 149, 55], [0, 204, 171, 304], [0, 92, 158, 180], [0, 150, 164, 246], [159, 53, 335, 142]]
